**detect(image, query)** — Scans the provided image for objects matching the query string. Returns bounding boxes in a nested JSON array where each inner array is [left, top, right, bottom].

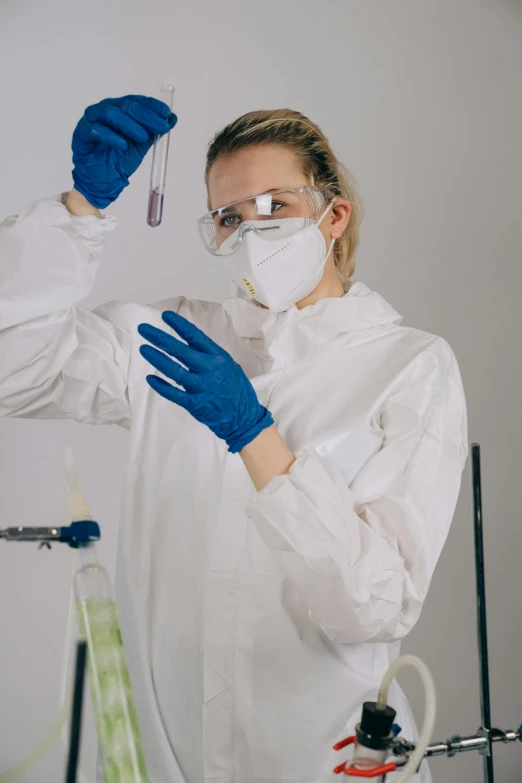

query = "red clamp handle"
[[333, 736, 356, 774], [333, 736, 356, 752], [344, 762, 397, 777], [332, 737, 396, 778]]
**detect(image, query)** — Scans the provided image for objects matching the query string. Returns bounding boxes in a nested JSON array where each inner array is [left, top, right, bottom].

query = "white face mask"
[[220, 201, 336, 313]]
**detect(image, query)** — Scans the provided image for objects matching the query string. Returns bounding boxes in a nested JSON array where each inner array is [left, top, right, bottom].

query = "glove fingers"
[[138, 324, 206, 372], [126, 95, 172, 119], [89, 95, 172, 119], [146, 375, 191, 409], [161, 311, 223, 356], [93, 104, 151, 143], [88, 122, 129, 150], [140, 345, 200, 391], [100, 95, 177, 129], [123, 99, 174, 135]]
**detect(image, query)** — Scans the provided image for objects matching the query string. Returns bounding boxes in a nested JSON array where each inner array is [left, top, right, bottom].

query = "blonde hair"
[[204, 109, 363, 283]]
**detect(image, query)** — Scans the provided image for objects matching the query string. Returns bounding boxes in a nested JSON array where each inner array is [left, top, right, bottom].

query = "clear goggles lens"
[[198, 186, 333, 256]]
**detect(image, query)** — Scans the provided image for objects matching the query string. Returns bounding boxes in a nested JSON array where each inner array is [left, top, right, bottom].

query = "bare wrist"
[[240, 425, 295, 491], [65, 188, 102, 218]]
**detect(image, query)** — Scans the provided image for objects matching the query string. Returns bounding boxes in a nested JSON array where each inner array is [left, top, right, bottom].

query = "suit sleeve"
[[247, 341, 468, 643], [0, 194, 134, 427]]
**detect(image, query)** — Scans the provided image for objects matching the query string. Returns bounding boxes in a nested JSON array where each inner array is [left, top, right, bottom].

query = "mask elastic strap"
[[312, 199, 337, 274], [315, 197, 337, 229], [325, 236, 335, 262]]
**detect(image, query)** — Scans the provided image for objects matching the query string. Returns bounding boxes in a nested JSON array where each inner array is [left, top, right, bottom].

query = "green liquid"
[[77, 600, 148, 783]]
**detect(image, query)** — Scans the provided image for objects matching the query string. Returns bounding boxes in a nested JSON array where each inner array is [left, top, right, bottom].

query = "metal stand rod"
[[471, 444, 494, 783], [65, 640, 87, 783]]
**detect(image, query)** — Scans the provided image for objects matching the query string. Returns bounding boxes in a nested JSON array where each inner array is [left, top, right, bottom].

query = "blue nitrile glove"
[[138, 311, 274, 453], [72, 95, 178, 208]]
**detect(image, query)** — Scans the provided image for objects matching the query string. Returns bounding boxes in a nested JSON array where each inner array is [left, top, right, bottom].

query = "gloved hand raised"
[[72, 95, 177, 209], [138, 311, 275, 454]]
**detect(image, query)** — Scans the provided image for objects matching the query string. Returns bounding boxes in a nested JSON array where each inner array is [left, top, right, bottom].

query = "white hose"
[[377, 654, 437, 783], [0, 705, 69, 783]]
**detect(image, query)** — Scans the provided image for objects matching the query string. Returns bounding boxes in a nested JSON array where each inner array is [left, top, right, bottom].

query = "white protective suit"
[[0, 195, 468, 783]]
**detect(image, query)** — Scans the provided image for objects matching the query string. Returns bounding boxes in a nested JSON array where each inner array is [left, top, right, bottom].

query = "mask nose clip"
[[256, 224, 281, 235], [241, 222, 280, 238], [231, 221, 255, 250], [229, 221, 280, 252]]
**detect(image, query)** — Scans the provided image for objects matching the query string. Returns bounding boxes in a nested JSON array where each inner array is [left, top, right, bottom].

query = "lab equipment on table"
[[0, 448, 149, 783], [331, 443, 522, 782], [1, 442, 521, 783], [147, 84, 175, 227]]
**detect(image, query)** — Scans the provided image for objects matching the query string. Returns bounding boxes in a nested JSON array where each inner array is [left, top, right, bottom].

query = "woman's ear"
[[330, 200, 352, 239]]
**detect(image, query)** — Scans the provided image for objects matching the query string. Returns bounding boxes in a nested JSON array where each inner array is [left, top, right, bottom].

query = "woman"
[[0, 96, 468, 782]]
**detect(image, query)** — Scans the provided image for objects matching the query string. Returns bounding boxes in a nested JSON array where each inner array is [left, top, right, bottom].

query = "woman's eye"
[[219, 213, 241, 228], [271, 201, 284, 213]]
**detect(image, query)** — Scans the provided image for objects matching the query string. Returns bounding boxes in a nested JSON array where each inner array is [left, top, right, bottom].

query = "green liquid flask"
[[74, 545, 149, 783]]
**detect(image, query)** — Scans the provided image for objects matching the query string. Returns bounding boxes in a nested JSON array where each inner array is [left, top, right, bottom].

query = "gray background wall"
[[1, 1, 521, 781]]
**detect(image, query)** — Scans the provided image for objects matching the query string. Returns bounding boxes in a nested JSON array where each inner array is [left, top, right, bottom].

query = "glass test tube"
[[147, 84, 175, 227], [75, 544, 149, 782], [351, 742, 388, 770]]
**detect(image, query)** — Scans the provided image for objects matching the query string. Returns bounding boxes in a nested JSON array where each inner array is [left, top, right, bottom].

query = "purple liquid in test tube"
[[147, 84, 175, 228], [147, 189, 164, 228]]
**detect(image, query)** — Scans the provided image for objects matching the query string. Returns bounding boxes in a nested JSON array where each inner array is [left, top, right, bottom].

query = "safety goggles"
[[197, 186, 334, 256]]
